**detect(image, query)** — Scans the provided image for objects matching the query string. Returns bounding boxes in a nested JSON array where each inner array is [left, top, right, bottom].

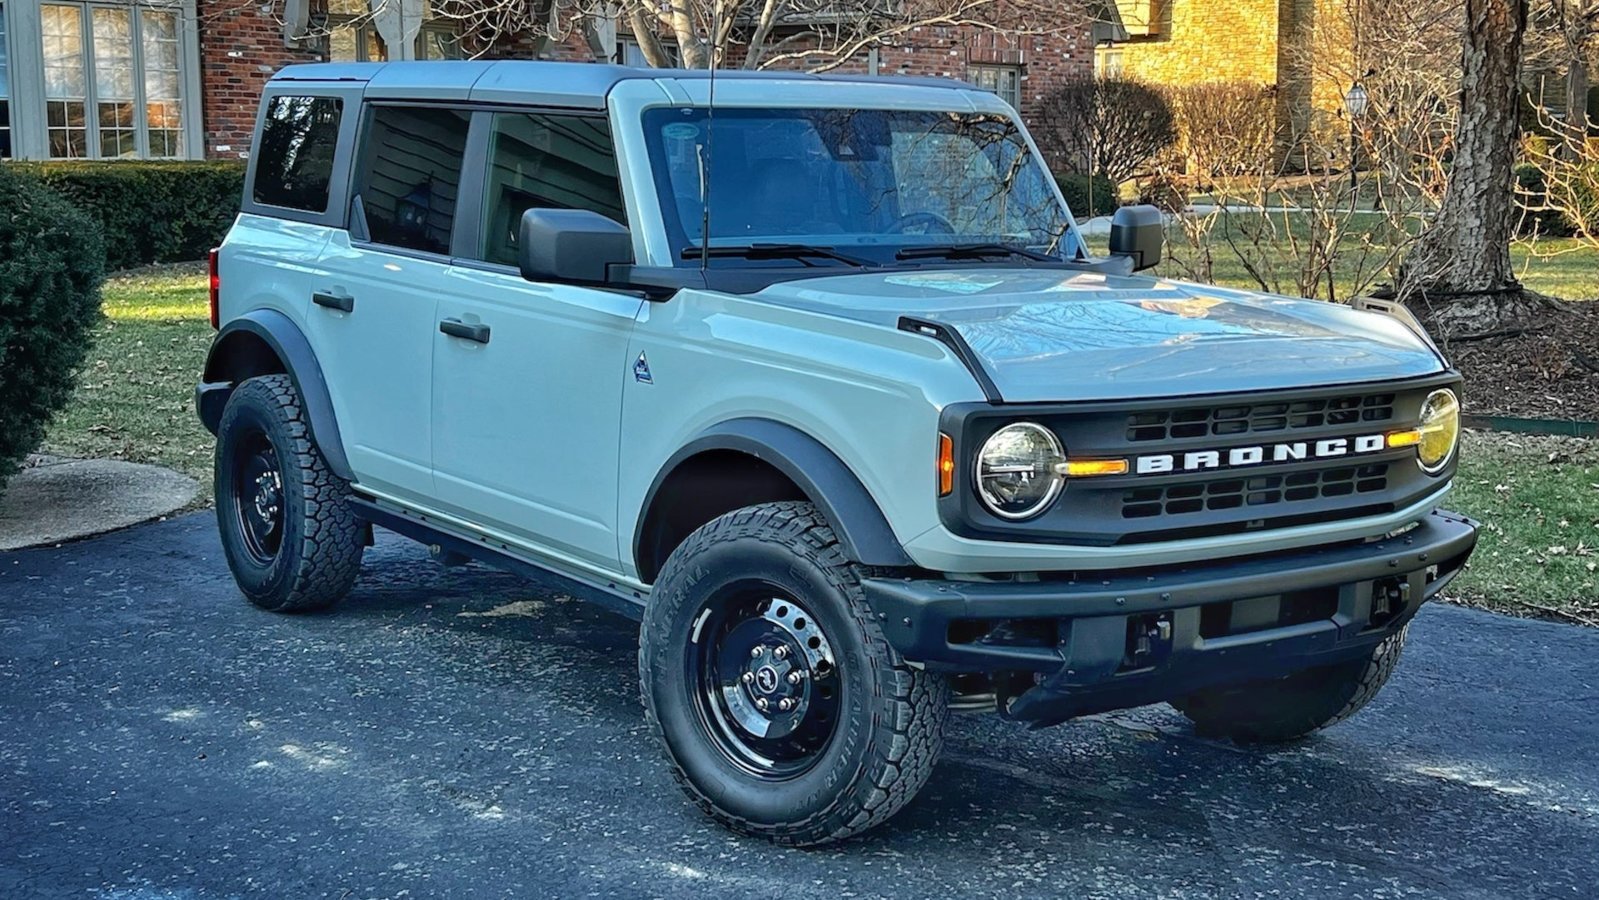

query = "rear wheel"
[[215, 374, 364, 613], [1172, 625, 1409, 743], [640, 501, 948, 846]]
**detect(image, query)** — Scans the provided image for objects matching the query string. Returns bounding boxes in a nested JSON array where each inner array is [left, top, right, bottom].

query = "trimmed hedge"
[[0, 165, 106, 488], [1055, 172, 1118, 219], [5, 160, 244, 271]]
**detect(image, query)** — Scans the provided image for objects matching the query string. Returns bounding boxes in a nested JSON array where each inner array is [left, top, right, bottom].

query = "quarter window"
[[39, 2, 188, 159], [253, 95, 343, 213], [480, 112, 625, 266], [356, 105, 471, 255], [968, 64, 1022, 111]]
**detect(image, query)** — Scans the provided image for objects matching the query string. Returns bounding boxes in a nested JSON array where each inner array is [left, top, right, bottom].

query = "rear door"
[[429, 109, 643, 572], [307, 102, 475, 504]]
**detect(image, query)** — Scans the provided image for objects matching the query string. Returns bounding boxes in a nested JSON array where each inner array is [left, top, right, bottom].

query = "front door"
[[308, 103, 473, 504], [429, 110, 641, 572]]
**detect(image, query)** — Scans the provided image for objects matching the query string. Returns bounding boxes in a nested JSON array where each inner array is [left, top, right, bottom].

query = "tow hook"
[[1123, 612, 1174, 671], [1372, 577, 1410, 626]]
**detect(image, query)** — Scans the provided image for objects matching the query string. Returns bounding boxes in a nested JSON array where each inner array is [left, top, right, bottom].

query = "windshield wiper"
[[681, 243, 873, 267], [894, 242, 1058, 262]]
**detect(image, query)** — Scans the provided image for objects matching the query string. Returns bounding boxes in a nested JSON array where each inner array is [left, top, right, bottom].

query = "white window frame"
[[322, 0, 461, 63], [969, 63, 1022, 111], [1, 0, 201, 160], [0, 2, 13, 159]]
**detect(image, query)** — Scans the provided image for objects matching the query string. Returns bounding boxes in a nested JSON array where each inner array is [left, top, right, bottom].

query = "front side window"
[[642, 107, 1070, 265], [39, 2, 188, 159], [969, 64, 1022, 111], [253, 95, 343, 212], [480, 112, 625, 266], [355, 105, 470, 255], [0, 2, 11, 158]]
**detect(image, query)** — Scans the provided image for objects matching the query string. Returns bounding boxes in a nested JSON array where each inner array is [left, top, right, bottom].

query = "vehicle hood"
[[751, 268, 1445, 402]]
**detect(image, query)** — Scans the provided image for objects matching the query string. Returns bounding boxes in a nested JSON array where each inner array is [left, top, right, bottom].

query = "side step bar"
[[348, 496, 648, 622]]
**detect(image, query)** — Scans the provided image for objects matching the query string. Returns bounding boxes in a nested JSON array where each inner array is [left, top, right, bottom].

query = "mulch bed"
[[1442, 299, 1599, 421]]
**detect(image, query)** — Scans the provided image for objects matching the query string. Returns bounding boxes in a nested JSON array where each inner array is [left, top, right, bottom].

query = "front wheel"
[[1172, 625, 1409, 743], [640, 502, 949, 846]]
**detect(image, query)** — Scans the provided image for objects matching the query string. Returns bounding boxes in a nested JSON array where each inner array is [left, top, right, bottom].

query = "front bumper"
[[862, 509, 1477, 725]]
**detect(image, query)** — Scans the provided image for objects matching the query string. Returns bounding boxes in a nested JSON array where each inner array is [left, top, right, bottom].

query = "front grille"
[[1126, 393, 1397, 443], [1121, 463, 1391, 519]]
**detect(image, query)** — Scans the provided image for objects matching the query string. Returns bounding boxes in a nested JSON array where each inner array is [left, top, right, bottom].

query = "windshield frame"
[[632, 100, 1087, 270]]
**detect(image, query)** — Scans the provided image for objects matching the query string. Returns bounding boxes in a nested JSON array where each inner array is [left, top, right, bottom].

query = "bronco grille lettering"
[[1135, 434, 1388, 475]]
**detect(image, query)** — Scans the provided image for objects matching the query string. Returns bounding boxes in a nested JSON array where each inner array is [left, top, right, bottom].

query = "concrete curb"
[[0, 455, 200, 550]]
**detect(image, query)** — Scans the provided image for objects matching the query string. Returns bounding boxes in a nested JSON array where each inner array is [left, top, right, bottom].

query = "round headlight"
[[976, 423, 1065, 520], [1416, 388, 1460, 474]]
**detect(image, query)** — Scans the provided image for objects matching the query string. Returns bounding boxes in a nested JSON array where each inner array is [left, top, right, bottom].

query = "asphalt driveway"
[[2, 514, 1595, 899]]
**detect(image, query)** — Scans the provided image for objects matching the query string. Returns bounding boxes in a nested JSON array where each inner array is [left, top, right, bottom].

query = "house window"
[[0, 2, 11, 158], [969, 64, 1021, 110], [39, 2, 187, 159], [617, 37, 678, 68], [1096, 48, 1125, 78], [325, 0, 461, 62]]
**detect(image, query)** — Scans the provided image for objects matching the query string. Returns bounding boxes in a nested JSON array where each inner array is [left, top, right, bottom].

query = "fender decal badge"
[[634, 352, 654, 384]]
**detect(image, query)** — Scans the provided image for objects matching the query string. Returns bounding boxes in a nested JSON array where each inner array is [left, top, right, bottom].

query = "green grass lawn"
[[42, 263, 216, 502], [40, 262, 1599, 623], [1086, 223, 1599, 302]]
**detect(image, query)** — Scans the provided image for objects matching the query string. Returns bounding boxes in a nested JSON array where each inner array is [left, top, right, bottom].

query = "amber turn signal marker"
[[1059, 458, 1129, 477], [1386, 428, 1423, 449], [938, 433, 955, 496]]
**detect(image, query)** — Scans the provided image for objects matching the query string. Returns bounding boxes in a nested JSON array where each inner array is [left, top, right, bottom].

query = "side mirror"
[[518, 208, 632, 283], [1107, 204, 1164, 272]]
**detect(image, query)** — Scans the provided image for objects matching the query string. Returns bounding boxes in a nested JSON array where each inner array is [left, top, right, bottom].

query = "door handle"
[[439, 318, 491, 344], [313, 290, 355, 313]]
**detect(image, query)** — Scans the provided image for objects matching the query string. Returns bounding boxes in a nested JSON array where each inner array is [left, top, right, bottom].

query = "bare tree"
[[1400, 0, 1536, 333], [1527, 0, 1598, 133], [1035, 74, 1177, 186]]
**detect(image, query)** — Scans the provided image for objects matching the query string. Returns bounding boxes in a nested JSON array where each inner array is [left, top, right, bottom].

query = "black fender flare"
[[198, 309, 353, 481], [636, 418, 915, 572]]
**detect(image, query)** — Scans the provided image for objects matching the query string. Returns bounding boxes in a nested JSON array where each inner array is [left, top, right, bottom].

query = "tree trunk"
[[1570, 54, 1591, 134], [1401, 0, 1531, 332]]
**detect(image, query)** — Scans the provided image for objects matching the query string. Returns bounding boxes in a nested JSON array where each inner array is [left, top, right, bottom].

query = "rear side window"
[[356, 105, 471, 255], [480, 112, 625, 266], [253, 96, 343, 212]]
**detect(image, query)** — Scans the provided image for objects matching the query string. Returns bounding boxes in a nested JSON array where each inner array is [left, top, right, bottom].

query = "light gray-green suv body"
[[197, 60, 1478, 845]]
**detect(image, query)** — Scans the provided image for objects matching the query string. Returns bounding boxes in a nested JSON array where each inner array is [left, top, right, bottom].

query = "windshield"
[[641, 107, 1075, 266]]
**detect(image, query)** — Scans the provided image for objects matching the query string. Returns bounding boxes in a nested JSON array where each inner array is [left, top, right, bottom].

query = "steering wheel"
[[888, 211, 957, 235]]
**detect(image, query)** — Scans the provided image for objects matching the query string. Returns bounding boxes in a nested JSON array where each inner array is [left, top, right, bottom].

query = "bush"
[[5, 160, 244, 271], [0, 165, 106, 488], [1515, 162, 1577, 237], [1037, 75, 1178, 185], [1056, 173, 1118, 218], [1167, 82, 1279, 179]]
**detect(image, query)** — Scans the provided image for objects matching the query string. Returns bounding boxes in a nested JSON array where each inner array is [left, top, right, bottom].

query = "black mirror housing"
[[518, 208, 633, 283], [1107, 204, 1164, 272]]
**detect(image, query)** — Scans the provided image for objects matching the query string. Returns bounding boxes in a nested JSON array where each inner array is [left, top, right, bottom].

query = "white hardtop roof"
[[269, 60, 973, 109]]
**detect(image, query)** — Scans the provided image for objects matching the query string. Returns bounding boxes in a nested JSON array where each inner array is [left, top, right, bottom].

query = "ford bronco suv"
[[199, 61, 1477, 845]]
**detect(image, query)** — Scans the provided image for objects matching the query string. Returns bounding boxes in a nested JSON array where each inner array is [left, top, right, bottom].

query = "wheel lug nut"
[[773, 646, 788, 660], [741, 671, 755, 684], [778, 698, 793, 712], [750, 646, 763, 658], [787, 671, 803, 685], [755, 698, 769, 712]]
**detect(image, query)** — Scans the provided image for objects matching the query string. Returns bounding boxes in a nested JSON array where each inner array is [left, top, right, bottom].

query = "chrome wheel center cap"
[[754, 665, 780, 693]]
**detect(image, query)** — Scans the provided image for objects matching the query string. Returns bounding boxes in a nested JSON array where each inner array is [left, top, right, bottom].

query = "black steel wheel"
[[689, 586, 841, 780], [214, 374, 364, 613], [230, 430, 285, 566], [641, 501, 949, 846]]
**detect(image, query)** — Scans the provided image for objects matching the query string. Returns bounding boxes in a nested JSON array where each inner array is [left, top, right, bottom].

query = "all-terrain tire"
[[639, 501, 949, 846], [1172, 624, 1409, 743], [215, 374, 364, 613]]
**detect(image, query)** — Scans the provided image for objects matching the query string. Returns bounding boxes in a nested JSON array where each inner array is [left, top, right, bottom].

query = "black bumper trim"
[[862, 509, 1477, 721]]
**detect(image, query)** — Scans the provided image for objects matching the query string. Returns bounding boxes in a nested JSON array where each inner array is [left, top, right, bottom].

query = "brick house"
[[0, 0, 1093, 162]]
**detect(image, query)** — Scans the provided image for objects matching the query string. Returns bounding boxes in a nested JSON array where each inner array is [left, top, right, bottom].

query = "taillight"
[[208, 248, 220, 329]]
